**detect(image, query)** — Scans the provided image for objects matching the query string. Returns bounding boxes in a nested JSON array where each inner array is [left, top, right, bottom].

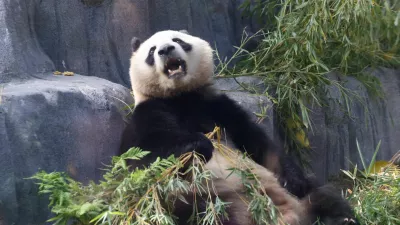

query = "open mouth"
[[163, 57, 187, 79]]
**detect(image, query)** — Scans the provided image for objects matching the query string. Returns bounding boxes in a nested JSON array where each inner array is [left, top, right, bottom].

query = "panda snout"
[[158, 44, 175, 56]]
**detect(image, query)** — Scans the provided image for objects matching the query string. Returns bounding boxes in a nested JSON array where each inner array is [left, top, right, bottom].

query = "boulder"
[[214, 76, 266, 93], [224, 91, 276, 138], [0, 73, 133, 225], [213, 77, 276, 139]]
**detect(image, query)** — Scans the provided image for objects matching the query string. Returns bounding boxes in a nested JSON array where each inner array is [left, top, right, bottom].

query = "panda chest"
[[185, 111, 215, 134], [174, 101, 215, 134]]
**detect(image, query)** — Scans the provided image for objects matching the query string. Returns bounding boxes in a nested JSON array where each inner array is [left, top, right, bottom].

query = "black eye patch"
[[172, 38, 192, 52], [146, 46, 156, 66]]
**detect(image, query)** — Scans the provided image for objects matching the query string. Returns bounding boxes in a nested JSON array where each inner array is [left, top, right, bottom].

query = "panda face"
[[145, 35, 192, 79], [129, 30, 214, 102]]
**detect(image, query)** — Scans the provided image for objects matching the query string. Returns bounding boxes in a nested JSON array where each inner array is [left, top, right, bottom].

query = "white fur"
[[202, 149, 309, 225], [129, 30, 214, 105]]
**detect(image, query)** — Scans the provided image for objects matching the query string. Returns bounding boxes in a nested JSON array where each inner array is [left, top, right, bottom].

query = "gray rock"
[[211, 77, 277, 144], [31, 0, 259, 88], [1, 0, 260, 86], [215, 69, 400, 183], [0, 0, 55, 83], [308, 68, 400, 181], [224, 91, 276, 139], [214, 76, 265, 93], [0, 73, 133, 225]]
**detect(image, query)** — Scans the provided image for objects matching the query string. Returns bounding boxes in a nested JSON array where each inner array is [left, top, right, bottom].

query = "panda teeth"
[[168, 65, 183, 75]]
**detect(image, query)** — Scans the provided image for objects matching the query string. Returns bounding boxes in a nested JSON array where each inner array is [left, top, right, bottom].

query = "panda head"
[[129, 30, 214, 103]]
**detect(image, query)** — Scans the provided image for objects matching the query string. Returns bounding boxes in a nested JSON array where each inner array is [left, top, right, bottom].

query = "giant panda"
[[119, 29, 358, 225]]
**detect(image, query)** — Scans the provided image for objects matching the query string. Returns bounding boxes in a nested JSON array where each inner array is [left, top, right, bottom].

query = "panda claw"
[[342, 217, 357, 225]]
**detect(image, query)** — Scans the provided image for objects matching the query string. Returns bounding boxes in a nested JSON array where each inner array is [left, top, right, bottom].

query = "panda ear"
[[178, 29, 189, 35], [131, 37, 141, 53]]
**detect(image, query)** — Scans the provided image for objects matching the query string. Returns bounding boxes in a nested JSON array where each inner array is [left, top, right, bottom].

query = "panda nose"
[[158, 45, 175, 56]]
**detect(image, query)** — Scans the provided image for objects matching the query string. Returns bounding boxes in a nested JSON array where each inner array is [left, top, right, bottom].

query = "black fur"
[[305, 184, 359, 225], [131, 37, 141, 52], [278, 154, 315, 198], [119, 87, 358, 225], [120, 86, 316, 195], [145, 46, 156, 66], [172, 38, 192, 52], [120, 87, 279, 167]]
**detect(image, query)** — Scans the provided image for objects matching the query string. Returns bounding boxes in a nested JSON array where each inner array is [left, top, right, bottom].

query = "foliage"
[[29, 127, 284, 225], [215, 0, 400, 163], [30, 135, 400, 225], [341, 141, 400, 225]]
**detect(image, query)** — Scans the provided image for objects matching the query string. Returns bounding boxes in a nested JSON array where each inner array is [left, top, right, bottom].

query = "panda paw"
[[183, 133, 214, 162]]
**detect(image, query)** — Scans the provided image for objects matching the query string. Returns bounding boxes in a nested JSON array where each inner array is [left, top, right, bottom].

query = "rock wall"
[[216, 71, 400, 181], [32, 0, 258, 87], [308, 68, 400, 181], [217, 69, 400, 182], [0, 0, 55, 83], [1, 0, 259, 85]]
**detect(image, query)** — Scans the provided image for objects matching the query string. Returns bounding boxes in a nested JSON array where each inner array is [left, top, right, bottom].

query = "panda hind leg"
[[248, 163, 305, 225], [172, 191, 247, 225]]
